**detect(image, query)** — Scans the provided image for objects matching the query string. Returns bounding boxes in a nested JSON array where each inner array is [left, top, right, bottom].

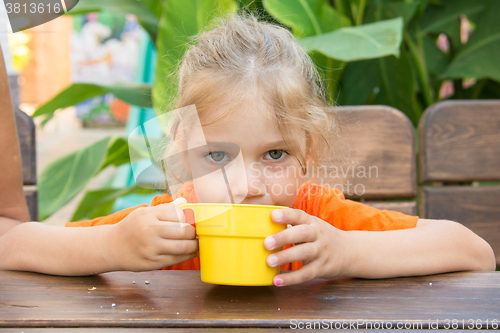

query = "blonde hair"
[[164, 13, 339, 185]]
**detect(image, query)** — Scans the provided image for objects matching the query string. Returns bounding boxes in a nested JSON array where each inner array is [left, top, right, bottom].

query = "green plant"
[[339, 0, 500, 124], [34, 0, 500, 221]]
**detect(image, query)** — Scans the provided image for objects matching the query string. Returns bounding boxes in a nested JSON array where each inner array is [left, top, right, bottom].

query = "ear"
[[301, 159, 310, 176], [300, 147, 315, 177]]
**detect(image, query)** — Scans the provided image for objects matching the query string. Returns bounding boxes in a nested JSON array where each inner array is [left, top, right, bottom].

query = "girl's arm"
[[0, 102, 118, 275], [0, 71, 31, 236], [0, 199, 198, 275], [264, 209, 496, 286], [345, 218, 496, 279], [0, 222, 121, 275]]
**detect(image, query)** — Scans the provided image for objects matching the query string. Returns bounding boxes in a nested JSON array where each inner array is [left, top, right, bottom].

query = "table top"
[[1, 270, 499, 330]]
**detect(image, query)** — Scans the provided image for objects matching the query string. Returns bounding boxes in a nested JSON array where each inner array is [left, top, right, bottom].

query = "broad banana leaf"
[[153, 0, 238, 113], [263, 0, 351, 37], [39, 137, 132, 220], [441, 1, 500, 81], [70, 186, 151, 221], [32, 83, 153, 127], [299, 17, 404, 61]]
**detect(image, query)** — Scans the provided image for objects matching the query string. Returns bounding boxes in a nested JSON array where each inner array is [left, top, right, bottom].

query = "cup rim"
[[183, 203, 288, 209]]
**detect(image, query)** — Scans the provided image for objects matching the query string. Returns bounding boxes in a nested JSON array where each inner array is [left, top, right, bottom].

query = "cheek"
[[266, 167, 303, 207], [193, 171, 228, 203]]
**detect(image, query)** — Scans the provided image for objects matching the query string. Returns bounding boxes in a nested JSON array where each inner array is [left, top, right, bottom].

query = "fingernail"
[[275, 278, 283, 286], [268, 255, 278, 266], [272, 210, 283, 222], [264, 236, 276, 249], [173, 197, 186, 205]]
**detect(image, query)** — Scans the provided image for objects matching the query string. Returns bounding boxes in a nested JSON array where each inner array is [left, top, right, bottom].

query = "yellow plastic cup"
[[178, 203, 287, 286]]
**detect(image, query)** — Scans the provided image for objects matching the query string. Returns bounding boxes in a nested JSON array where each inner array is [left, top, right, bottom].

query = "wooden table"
[[0, 270, 499, 332]]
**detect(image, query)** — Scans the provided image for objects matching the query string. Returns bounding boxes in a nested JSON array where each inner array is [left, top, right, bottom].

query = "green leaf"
[[153, 0, 238, 113], [70, 186, 148, 221], [477, 80, 500, 99], [440, 1, 500, 81], [100, 138, 131, 170], [238, 0, 262, 10], [422, 34, 449, 77], [338, 59, 379, 105], [70, 0, 160, 42], [299, 17, 403, 61], [364, 1, 421, 26], [419, 0, 489, 50], [39, 137, 113, 220], [32, 83, 153, 124], [263, 0, 351, 37], [339, 47, 420, 126], [38, 135, 134, 221], [332, 0, 351, 19], [139, 0, 163, 19], [375, 47, 420, 125]]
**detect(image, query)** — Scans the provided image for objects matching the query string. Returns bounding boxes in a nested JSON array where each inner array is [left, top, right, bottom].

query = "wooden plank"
[[0, 329, 307, 333], [419, 186, 500, 265], [14, 108, 37, 186], [0, 328, 498, 333], [419, 100, 500, 182], [366, 201, 417, 216], [1, 270, 499, 329], [23, 187, 38, 222], [327, 106, 416, 199]]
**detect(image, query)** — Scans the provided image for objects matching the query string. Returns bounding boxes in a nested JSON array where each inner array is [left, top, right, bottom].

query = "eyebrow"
[[257, 139, 290, 151], [188, 139, 291, 152]]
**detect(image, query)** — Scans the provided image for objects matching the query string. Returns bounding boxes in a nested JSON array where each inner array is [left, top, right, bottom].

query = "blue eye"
[[266, 150, 286, 160], [207, 151, 227, 162]]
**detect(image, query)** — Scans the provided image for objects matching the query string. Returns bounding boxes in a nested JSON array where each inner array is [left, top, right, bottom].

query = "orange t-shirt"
[[66, 181, 418, 271]]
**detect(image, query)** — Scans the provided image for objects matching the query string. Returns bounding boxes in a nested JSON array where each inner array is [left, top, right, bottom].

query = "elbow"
[[475, 240, 496, 271], [454, 222, 496, 272]]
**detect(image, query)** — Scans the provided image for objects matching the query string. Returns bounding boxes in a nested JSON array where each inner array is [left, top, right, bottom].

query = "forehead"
[[188, 100, 283, 145]]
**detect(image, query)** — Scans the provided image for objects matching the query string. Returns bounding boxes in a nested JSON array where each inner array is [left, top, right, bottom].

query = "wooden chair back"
[[15, 108, 38, 221], [0, 45, 38, 221], [419, 100, 500, 265], [329, 106, 417, 215]]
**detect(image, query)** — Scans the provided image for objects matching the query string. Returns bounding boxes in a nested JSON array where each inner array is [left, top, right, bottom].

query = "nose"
[[227, 158, 265, 203]]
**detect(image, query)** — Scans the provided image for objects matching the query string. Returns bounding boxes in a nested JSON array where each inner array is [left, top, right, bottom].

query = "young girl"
[[3, 15, 494, 282]]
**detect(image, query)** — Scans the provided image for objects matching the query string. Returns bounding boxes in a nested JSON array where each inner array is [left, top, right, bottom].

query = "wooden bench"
[[0, 44, 38, 221], [419, 100, 500, 266], [330, 106, 417, 215]]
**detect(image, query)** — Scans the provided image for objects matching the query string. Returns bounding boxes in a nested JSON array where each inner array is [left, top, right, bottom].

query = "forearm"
[[0, 222, 120, 276], [345, 219, 496, 279]]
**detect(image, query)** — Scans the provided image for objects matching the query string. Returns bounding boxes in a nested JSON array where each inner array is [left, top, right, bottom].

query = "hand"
[[107, 197, 198, 272], [263, 208, 351, 286]]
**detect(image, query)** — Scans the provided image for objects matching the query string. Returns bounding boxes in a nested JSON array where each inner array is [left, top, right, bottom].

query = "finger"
[[154, 222, 196, 240], [264, 223, 316, 250], [272, 263, 321, 287], [151, 197, 187, 223], [159, 252, 198, 267], [266, 242, 318, 268], [271, 208, 311, 226], [157, 238, 199, 256]]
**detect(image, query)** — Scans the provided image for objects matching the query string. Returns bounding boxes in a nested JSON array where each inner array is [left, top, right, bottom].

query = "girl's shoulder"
[[292, 181, 346, 211], [296, 181, 345, 201], [151, 183, 198, 206]]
